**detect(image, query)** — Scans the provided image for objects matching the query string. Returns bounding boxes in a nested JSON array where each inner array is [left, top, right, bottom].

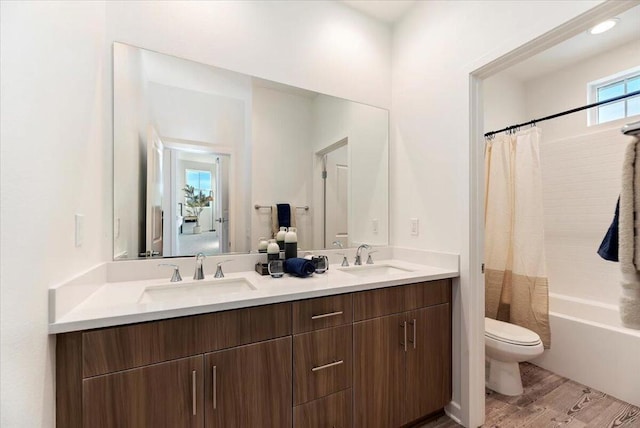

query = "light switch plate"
[[372, 218, 379, 234], [410, 218, 419, 236]]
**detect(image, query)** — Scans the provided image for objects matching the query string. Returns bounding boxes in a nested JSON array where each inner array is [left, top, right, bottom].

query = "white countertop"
[[49, 249, 459, 334]]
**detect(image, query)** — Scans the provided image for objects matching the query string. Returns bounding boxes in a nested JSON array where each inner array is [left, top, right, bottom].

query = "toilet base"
[[486, 358, 523, 396]]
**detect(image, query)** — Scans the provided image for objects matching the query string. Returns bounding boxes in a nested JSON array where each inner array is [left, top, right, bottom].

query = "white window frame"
[[587, 65, 640, 126]]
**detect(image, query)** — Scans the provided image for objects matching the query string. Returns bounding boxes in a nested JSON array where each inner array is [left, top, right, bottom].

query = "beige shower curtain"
[[485, 128, 551, 348]]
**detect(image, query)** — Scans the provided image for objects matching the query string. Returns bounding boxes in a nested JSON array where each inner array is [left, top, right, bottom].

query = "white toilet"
[[485, 317, 544, 396]]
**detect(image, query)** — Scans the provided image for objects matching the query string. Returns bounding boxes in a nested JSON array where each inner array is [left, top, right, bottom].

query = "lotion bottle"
[[276, 227, 287, 250], [284, 227, 298, 259], [267, 239, 280, 261]]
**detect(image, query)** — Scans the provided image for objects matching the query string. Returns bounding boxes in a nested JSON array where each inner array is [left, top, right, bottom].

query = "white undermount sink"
[[139, 277, 257, 303], [337, 264, 414, 278]]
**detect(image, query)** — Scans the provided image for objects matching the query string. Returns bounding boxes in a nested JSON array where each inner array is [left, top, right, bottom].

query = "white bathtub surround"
[[48, 247, 458, 333], [533, 293, 640, 407], [619, 136, 640, 330], [484, 128, 551, 347]]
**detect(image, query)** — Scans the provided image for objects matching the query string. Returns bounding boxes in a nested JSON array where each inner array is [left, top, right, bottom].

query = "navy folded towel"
[[277, 203, 291, 228], [598, 197, 619, 262], [284, 258, 315, 277]]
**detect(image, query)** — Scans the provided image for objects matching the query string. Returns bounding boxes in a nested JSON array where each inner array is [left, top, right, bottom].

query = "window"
[[588, 67, 640, 125], [185, 169, 212, 204]]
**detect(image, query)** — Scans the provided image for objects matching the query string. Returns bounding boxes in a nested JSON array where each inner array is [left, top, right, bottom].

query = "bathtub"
[[532, 293, 640, 407]]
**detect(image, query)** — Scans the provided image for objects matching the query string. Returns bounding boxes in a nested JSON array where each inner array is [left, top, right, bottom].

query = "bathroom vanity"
[[52, 255, 456, 428]]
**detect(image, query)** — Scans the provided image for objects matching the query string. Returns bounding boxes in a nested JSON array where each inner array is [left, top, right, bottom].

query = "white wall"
[[391, 1, 604, 426], [523, 40, 640, 305], [251, 86, 314, 249], [0, 2, 391, 427], [106, 1, 392, 108], [0, 2, 108, 427], [483, 73, 527, 133]]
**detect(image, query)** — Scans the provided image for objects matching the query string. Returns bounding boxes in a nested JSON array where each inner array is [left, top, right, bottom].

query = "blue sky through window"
[[186, 169, 212, 194], [596, 73, 640, 124]]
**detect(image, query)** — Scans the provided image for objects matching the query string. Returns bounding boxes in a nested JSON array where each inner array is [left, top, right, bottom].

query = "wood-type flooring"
[[420, 362, 640, 428]]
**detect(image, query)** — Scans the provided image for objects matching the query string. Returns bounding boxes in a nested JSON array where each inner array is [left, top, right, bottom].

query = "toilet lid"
[[485, 317, 541, 346]]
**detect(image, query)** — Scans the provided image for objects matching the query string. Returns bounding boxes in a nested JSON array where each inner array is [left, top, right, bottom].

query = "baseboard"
[[444, 401, 463, 425]]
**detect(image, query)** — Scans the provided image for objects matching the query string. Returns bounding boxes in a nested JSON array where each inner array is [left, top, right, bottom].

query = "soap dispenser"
[[276, 227, 287, 250], [267, 239, 280, 261], [258, 237, 269, 253], [285, 227, 298, 259]]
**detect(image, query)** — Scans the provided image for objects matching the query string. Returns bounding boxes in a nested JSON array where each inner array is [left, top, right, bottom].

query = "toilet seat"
[[485, 317, 541, 346]]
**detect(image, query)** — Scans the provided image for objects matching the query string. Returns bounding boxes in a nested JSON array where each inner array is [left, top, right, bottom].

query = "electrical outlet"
[[372, 219, 379, 234], [75, 214, 85, 247], [410, 218, 419, 236]]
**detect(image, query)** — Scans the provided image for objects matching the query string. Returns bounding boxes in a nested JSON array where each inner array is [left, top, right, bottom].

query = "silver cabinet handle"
[[212, 365, 217, 410], [401, 321, 407, 352], [311, 360, 344, 372], [409, 319, 416, 349], [192, 370, 197, 416], [311, 311, 343, 320]]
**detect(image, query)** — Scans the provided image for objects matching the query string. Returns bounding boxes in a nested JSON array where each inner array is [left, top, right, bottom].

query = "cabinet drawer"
[[353, 279, 450, 321], [293, 294, 352, 333], [293, 325, 352, 405], [294, 389, 352, 428], [83, 303, 291, 377]]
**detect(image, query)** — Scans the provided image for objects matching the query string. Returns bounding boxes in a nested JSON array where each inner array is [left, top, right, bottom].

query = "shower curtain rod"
[[484, 89, 640, 138]]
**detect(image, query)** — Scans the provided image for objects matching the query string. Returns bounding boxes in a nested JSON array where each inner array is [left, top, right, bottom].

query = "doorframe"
[[161, 136, 235, 256], [466, 1, 637, 426], [315, 137, 348, 249]]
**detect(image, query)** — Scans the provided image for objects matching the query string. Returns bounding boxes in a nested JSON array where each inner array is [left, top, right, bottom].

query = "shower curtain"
[[484, 128, 551, 348]]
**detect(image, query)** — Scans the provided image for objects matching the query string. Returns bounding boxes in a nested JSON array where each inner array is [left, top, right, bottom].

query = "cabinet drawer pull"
[[409, 318, 416, 349], [192, 370, 197, 416], [311, 311, 343, 320], [401, 322, 407, 352], [212, 365, 217, 410], [311, 360, 344, 372]]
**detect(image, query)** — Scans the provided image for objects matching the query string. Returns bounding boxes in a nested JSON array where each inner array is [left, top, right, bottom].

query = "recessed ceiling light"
[[588, 18, 619, 35]]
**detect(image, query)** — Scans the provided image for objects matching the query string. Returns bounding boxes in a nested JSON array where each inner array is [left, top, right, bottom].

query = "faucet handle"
[[158, 263, 182, 282], [215, 260, 233, 278], [366, 250, 378, 265], [332, 241, 344, 249], [336, 252, 349, 267]]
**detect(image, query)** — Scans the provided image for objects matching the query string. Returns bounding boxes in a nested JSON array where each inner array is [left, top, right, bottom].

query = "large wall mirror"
[[113, 42, 389, 260]]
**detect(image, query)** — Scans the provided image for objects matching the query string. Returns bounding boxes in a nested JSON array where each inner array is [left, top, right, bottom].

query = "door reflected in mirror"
[[113, 42, 389, 260]]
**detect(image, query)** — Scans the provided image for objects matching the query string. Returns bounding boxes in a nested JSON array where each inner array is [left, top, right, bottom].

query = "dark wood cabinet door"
[[404, 303, 451, 424], [83, 356, 204, 428], [204, 337, 292, 428], [294, 389, 352, 428], [353, 314, 405, 428]]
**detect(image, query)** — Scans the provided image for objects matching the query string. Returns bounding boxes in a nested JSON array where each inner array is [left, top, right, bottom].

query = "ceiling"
[[341, 0, 416, 24], [339, 2, 638, 81], [506, 5, 640, 82]]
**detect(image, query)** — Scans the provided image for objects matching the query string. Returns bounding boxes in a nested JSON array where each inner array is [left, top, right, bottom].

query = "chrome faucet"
[[354, 244, 370, 266], [214, 260, 232, 278], [194, 253, 206, 280], [158, 263, 182, 282]]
